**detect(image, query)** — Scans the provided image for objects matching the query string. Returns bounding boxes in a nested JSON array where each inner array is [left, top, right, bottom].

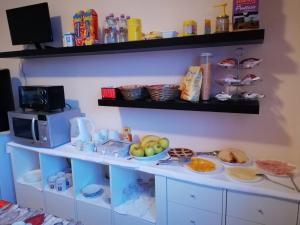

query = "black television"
[[6, 2, 53, 49], [0, 69, 15, 132]]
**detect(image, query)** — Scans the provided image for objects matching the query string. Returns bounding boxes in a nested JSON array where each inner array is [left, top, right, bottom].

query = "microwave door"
[[12, 117, 39, 141]]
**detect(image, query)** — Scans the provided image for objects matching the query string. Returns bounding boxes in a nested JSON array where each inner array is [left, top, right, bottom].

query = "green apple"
[[144, 146, 155, 157], [158, 138, 169, 149], [130, 144, 145, 157], [153, 143, 164, 154], [131, 148, 145, 157], [130, 143, 140, 153]]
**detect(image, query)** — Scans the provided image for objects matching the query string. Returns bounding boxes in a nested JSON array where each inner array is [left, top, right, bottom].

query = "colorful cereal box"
[[73, 10, 85, 46], [233, 0, 259, 30], [84, 9, 99, 45]]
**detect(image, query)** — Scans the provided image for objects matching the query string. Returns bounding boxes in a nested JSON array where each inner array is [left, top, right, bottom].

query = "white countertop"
[[7, 142, 300, 202]]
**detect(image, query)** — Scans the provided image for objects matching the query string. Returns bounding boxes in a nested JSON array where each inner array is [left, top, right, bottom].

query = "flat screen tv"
[[0, 69, 15, 132], [6, 2, 53, 49]]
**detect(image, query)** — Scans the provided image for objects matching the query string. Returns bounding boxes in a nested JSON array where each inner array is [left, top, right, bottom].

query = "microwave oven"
[[19, 86, 65, 112], [8, 109, 81, 148]]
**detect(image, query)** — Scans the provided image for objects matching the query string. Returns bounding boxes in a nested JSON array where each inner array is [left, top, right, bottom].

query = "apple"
[[130, 144, 145, 157], [144, 146, 155, 157], [158, 138, 169, 149], [153, 143, 164, 154]]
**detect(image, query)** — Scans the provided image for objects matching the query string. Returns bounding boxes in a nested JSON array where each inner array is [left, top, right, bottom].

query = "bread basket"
[[146, 84, 179, 101], [119, 85, 147, 101]]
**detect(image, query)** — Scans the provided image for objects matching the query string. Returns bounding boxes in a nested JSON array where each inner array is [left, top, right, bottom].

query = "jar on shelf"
[[200, 53, 212, 101], [127, 18, 142, 41]]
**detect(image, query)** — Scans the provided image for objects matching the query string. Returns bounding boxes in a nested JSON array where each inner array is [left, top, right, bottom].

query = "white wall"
[[1, 0, 299, 165]]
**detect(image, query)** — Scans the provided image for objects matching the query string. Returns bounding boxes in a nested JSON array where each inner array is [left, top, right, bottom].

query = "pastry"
[[217, 148, 248, 163]]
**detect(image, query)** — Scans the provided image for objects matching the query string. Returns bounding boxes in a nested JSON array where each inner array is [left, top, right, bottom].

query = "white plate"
[[255, 159, 299, 177], [23, 169, 42, 183], [184, 157, 224, 175], [226, 167, 263, 183], [130, 148, 169, 161], [81, 184, 104, 198]]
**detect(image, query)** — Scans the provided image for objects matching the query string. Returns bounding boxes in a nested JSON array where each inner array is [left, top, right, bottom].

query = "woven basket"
[[146, 84, 179, 101], [119, 85, 146, 101]]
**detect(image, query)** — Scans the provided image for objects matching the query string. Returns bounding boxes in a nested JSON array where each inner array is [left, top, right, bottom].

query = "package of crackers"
[[180, 66, 203, 102], [73, 10, 85, 46]]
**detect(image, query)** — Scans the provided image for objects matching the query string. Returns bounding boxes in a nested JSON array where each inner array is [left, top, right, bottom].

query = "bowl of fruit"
[[129, 135, 170, 161]]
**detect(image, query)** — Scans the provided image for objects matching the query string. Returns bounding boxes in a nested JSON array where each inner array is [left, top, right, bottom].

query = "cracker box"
[[233, 0, 259, 30], [84, 9, 99, 45], [73, 10, 85, 46]]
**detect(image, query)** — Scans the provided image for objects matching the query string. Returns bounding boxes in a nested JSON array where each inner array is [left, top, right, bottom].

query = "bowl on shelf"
[[146, 84, 179, 101], [119, 85, 147, 101]]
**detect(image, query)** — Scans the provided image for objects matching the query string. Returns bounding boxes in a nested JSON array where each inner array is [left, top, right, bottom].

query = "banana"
[[140, 135, 160, 147]]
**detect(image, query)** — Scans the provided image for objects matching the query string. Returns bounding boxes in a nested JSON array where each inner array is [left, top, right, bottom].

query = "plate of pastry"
[[217, 148, 252, 166]]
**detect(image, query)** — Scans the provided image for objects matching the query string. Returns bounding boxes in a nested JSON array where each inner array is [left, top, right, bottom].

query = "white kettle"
[[70, 117, 95, 144]]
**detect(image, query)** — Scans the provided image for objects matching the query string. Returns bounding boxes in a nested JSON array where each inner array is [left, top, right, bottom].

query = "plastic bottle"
[[103, 16, 110, 44], [200, 53, 212, 100]]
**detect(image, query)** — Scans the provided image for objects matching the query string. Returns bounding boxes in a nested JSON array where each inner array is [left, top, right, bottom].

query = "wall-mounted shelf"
[[0, 29, 264, 59], [98, 98, 260, 114]]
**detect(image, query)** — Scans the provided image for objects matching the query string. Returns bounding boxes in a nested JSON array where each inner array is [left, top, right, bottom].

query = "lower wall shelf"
[[98, 98, 260, 114]]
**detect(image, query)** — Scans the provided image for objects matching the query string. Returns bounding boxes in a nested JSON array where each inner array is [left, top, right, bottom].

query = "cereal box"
[[73, 10, 85, 46], [84, 9, 99, 45], [233, 0, 259, 30]]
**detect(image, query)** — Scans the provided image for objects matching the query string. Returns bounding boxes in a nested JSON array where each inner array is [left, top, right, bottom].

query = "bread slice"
[[218, 148, 248, 163]]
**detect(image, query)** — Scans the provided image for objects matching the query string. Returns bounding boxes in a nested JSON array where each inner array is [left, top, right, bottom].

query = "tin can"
[[128, 18, 142, 41], [63, 33, 75, 47], [183, 20, 197, 36]]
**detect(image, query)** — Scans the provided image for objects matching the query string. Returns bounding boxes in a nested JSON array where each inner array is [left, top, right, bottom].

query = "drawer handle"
[[190, 220, 196, 224], [258, 209, 264, 215], [190, 194, 196, 199]]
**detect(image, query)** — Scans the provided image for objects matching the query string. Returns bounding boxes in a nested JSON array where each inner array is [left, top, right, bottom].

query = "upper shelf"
[[0, 29, 264, 59]]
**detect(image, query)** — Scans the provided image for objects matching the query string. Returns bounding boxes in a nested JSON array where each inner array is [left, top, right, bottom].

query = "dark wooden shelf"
[[0, 29, 264, 59], [98, 98, 260, 114]]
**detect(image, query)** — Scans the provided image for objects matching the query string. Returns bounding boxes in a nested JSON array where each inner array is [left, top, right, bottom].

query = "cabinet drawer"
[[227, 216, 261, 225], [168, 202, 222, 225], [15, 183, 45, 210], [113, 212, 154, 225], [45, 191, 76, 220], [167, 179, 223, 213], [77, 201, 111, 225], [227, 191, 298, 225]]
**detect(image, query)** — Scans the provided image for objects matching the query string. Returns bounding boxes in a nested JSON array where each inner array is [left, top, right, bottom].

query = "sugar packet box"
[[73, 10, 85, 46], [233, 0, 259, 30], [84, 9, 99, 45]]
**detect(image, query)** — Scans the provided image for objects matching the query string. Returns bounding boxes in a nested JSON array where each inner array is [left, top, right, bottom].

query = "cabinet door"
[[227, 217, 261, 225], [113, 212, 154, 225], [298, 205, 300, 225], [168, 202, 222, 225], [77, 201, 111, 225], [227, 191, 298, 225]]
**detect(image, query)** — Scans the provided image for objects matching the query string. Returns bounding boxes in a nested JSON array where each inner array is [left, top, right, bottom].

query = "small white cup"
[[83, 142, 96, 152], [109, 130, 120, 141]]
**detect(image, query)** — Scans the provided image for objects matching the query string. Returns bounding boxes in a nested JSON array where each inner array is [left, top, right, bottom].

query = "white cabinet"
[[167, 179, 223, 225], [298, 205, 300, 225], [168, 201, 222, 225], [226, 217, 260, 225], [0, 132, 15, 203], [227, 191, 298, 225]]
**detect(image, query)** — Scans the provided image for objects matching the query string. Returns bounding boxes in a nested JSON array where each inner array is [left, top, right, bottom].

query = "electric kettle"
[[70, 117, 95, 144]]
